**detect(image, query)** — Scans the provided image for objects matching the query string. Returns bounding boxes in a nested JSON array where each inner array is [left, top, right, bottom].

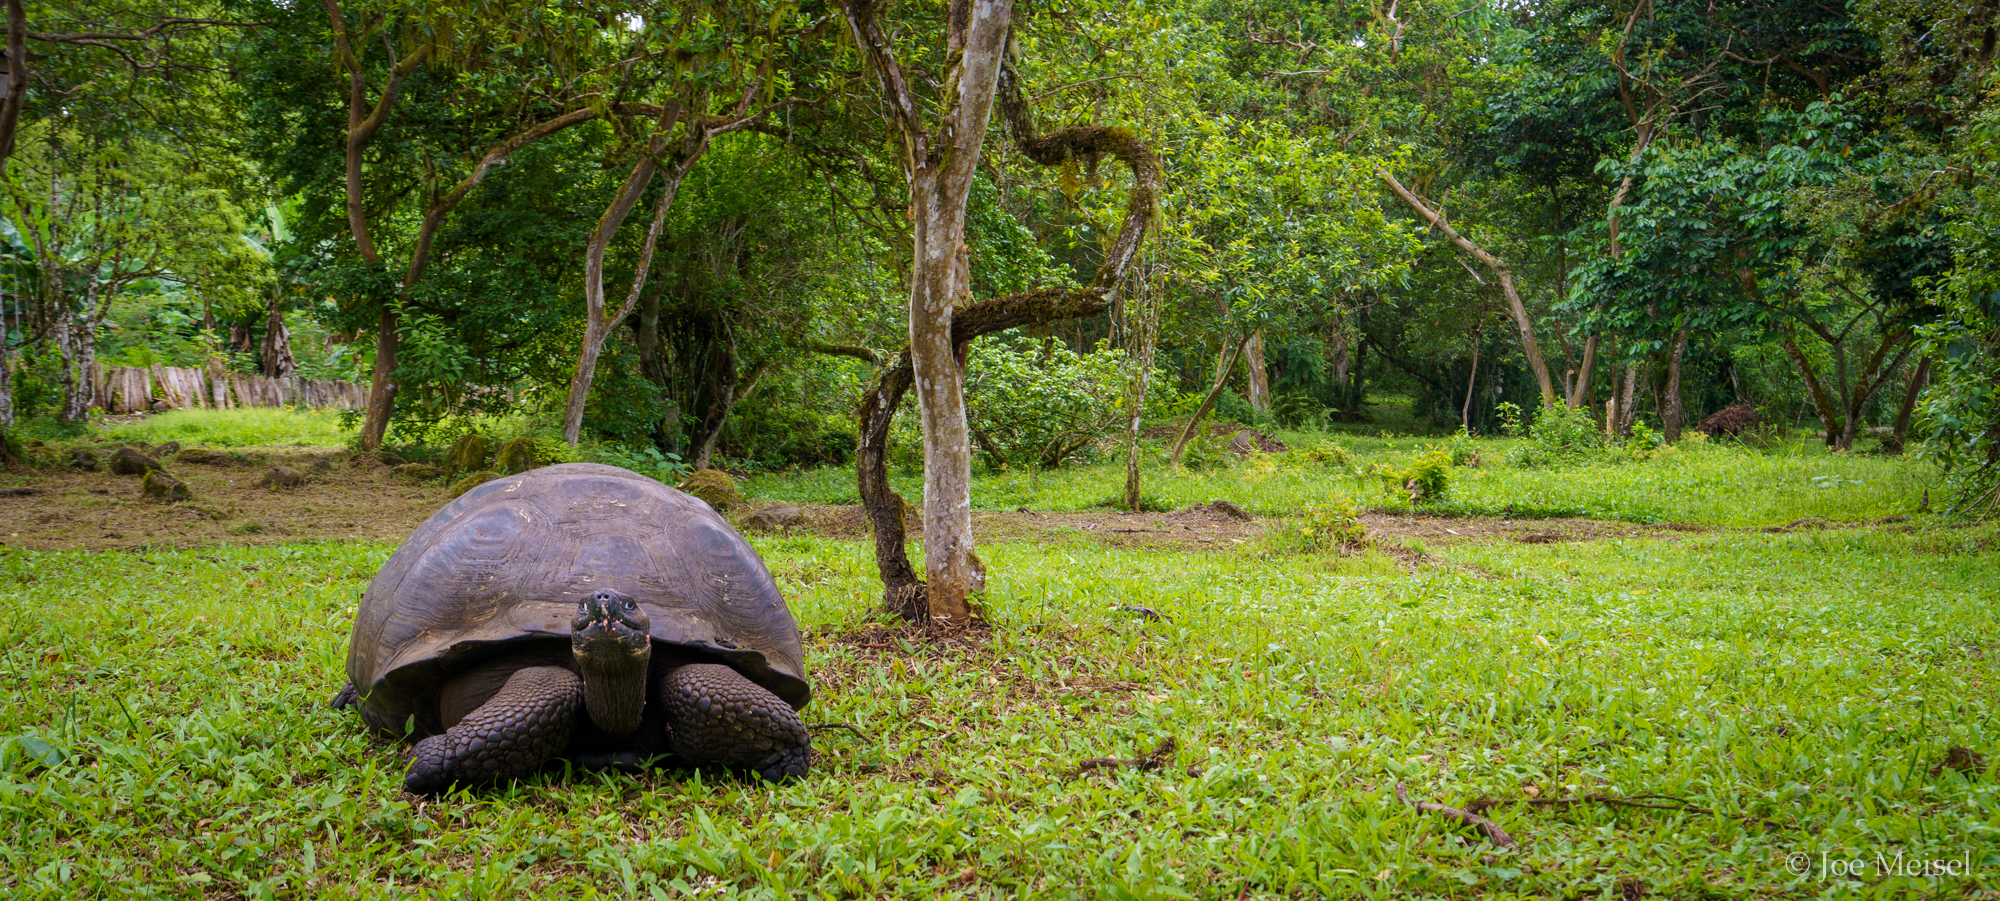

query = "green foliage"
[[1271, 391, 1328, 430], [1373, 448, 1454, 504], [101, 409, 355, 448], [1507, 402, 1610, 468], [1175, 429, 1231, 472], [964, 337, 1131, 470], [1282, 438, 1355, 473], [1, 512, 1991, 896], [582, 444, 690, 483], [1293, 497, 1369, 553]]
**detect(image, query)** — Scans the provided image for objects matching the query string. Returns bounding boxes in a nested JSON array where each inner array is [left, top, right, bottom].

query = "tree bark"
[[846, 0, 1011, 623], [1837, 332, 1913, 451], [691, 361, 770, 471], [564, 104, 685, 445], [1170, 336, 1248, 467], [846, 4, 1161, 620], [328, 0, 430, 450], [1461, 342, 1480, 431], [1570, 334, 1598, 409], [1889, 356, 1931, 454], [1244, 329, 1270, 413], [1780, 332, 1843, 446], [1660, 327, 1689, 442], [261, 293, 295, 378], [0, 0, 24, 167], [1375, 169, 1556, 408], [1609, 363, 1640, 437]]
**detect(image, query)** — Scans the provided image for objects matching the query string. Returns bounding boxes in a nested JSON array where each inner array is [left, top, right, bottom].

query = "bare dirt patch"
[[0, 448, 451, 551]]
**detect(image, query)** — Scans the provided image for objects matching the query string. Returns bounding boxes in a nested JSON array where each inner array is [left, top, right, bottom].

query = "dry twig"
[[1396, 783, 1519, 850]]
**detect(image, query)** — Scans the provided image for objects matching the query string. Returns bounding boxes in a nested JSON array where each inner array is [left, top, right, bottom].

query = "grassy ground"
[[2, 525, 1994, 897], [99, 409, 359, 448], [1, 409, 1993, 898], [748, 435, 1929, 528]]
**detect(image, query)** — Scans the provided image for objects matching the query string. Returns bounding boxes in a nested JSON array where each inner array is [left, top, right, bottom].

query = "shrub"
[[1283, 439, 1354, 473], [494, 436, 538, 474], [964, 337, 1130, 469], [1374, 448, 1453, 503], [1272, 392, 1328, 430], [584, 444, 690, 482], [1176, 429, 1231, 471], [1296, 498, 1369, 552], [678, 469, 745, 510], [1506, 402, 1608, 467]]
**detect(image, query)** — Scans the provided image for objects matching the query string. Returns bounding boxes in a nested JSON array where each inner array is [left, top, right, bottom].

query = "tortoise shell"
[[344, 463, 808, 738]]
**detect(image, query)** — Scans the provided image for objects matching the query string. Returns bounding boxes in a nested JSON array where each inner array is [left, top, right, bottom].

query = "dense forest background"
[[2, 0, 1996, 516]]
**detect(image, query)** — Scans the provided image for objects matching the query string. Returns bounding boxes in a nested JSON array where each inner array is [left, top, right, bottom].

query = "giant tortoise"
[[333, 463, 811, 793]]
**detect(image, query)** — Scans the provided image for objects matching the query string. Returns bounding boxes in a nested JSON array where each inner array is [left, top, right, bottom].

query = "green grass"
[[747, 435, 1931, 527], [2, 524, 1995, 898], [99, 408, 358, 448]]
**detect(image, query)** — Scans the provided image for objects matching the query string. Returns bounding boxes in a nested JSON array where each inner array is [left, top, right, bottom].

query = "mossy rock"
[[392, 463, 444, 483], [450, 470, 500, 498], [177, 447, 239, 467], [446, 434, 491, 476], [494, 437, 538, 475], [141, 471, 191, 503], [153, 441, 182, 458], [348, 451, 405, 469], [109, 447, 162, 476], [677, 469, 744, 511], [261, 466, 306, 489]]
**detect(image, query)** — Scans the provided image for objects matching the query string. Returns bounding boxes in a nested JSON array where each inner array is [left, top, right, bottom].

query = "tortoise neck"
[[577, 644, 651, 736]]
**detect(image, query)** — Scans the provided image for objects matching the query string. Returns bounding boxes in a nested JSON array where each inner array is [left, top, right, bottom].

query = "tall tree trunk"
[[1661, 327, 1689, 442], [563, 104, 684, 446], [1837, 332, 1914, 451], [358, 306, 398, 448], [1120, 266, 1161, 513], [846, 0, 1017, 623], [327, 0, 430, 449], [1171, 336, 1247, 467], [1244, 329, 1270, 414], [692, 361, 770, 470], [561, 89, 773, 445], [1607, 363, 1640, 438], [1570, 334, 1598, 409], [1461, 343, 1480, 431], [846, 1, 1160, 620], [0, 0, 25, 169], [1780, 332, 1843, 446], [261, 295, 295, 378], [1375, 169, 1556, 408], [1889, 356, 1931, 454]]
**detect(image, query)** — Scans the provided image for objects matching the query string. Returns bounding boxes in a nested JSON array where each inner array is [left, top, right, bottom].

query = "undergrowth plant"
[[1373, 447, 1454, 503]]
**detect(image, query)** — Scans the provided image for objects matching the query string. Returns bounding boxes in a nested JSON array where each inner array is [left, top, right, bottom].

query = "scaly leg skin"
[[330, 681, 358, 710], [403, 666, 583, 794], [659, 663, 811, 781]]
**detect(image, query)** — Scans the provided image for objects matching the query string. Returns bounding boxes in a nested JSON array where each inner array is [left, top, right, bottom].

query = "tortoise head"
[[572, 589, 653, 736], [571, 589, 652, 671]]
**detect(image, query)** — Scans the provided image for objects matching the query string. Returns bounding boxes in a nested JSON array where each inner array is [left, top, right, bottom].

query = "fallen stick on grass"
[[1077, 737, 1177, 775], [1396, 783, 1519, 849]]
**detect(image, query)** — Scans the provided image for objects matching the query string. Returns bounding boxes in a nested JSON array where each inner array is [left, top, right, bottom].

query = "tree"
[[844, 0, 1161, 621]]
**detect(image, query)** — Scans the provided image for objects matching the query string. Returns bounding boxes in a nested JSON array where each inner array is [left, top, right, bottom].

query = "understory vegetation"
[[3, 409, 1993, 897], [2, 508, 1993, 898]]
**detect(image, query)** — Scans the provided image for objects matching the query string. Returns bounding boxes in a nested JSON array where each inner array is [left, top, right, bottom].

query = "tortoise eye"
[[624, 599, 637, 611]]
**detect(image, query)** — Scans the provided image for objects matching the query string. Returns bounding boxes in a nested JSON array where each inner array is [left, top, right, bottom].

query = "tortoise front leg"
[[657, 664, 811, 781], [403, 666, 583, 794]]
